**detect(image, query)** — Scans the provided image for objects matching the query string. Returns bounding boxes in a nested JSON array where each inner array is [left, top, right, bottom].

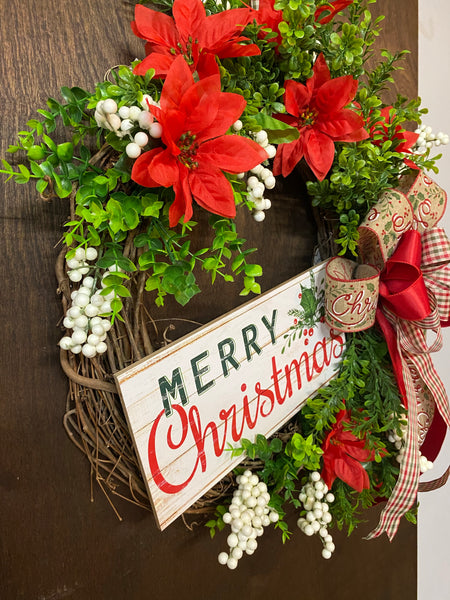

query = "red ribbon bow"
[[379, 230, 431, 322], [368, 227, 450, 540]]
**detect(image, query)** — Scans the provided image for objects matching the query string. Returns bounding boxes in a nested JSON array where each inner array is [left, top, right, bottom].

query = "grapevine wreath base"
[[57, 238, 246, 519], [56, 177, 310, 521], [55, 141, 312, 520], [4, 0, 450, 569]]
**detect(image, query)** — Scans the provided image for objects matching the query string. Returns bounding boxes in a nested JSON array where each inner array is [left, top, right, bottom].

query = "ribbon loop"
[[325, 257, 379, 332], [421, 228, 450, 324], [379, 230, 431, 321]]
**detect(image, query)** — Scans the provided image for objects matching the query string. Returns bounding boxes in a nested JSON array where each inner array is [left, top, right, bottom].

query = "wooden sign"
[[115, 263, 345, 530]]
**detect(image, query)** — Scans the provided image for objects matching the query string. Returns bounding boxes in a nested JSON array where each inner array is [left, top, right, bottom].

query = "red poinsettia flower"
[[315, 0, 354, 24], [370, 106, 419, 168], [321, 408, 377, 493], [131, 0, 260, 78], [131, 56, 268, 227], [254, 0, 283, 47], [273, 53, 368, 180]]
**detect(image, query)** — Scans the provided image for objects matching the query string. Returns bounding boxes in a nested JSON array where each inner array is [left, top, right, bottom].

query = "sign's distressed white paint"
[[115, 263, 345, 530]]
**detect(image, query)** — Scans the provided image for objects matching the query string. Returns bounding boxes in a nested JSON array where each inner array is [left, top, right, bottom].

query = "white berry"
[[118, 106, 130, 119], [71, 329, 87, 345], [253, 210, 265, 222], [59, 336, 73, 350], [149, 122, 163, 138], [81, 343, 97, 358], [103, 99, 118, 114], [138, 111, 153, 129], [85, 247, 98, 261], [134, 131, 149, 147], [129, 106, 142, 121]]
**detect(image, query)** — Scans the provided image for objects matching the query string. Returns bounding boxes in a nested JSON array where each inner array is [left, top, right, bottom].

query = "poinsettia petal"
[[345, 442, 375, 462], [216, 41, 261, 58], [336, 429, 362, 444], [315, 75, 358, 114], [158, 108, 186, 155], [195, 92, 247, 142], [179, 75, 222, 135], [199, 8, 254, 51], [334, 409, 348, 426], [273, 137, 304, 178], [404, 157, 420, 170], [310, 53, 332, 92], [255, 0, 283, 33], [133, 52, 175, 77], [395, 130, 419, 152], [379, 106, 393, 123], [196, 53, 221, 79], [284, 80, 310, 117], [160, 55, 195, 113], [318, 108, 367, 140], [197, 135, 268, 173], [303, 129, 335, 180], [146, 148, 180, 187], [189, 165, 236, 218], [333, 457, 370, 493], [131, 148, 165, 188], [315, 0, 353, 24], [321, 458, 337, 489], [172, 0, 206, 45], [170, 166, 194, 226], [131, 20, 140, 38], [337, 125, 369, 143], [133, 4, 179, 48]]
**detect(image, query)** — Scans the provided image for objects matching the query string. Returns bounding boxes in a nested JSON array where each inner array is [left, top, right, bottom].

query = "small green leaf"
[[36, 179, 48, 194], [42, 134, 57, 152], [244, 264, 263, 277], [252, 112, 299, 144], [56, 142, 74, 162]]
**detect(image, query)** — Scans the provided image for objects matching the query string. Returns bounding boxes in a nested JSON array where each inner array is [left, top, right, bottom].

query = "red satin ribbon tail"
[[375, 307, 407, 407]]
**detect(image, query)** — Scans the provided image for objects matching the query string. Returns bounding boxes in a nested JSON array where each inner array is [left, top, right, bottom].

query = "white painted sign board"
[[115, 263, 345, 530]]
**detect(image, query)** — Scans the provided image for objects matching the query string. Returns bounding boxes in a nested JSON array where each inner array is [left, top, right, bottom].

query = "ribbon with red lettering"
[[324, 170, 450, 540]]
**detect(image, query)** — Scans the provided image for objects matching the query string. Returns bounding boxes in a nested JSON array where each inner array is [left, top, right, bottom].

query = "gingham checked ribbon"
[[422, 228, 450, 325], [324, 172, 450, 540]]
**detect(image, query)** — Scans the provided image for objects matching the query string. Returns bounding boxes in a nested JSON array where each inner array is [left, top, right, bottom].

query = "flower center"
[[178, 131, 199, 169], [173, 36, 198, 65], [299, 108, 318, 127]]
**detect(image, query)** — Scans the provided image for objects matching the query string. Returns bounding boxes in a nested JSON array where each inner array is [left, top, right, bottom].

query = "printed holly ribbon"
[[325, 170, 450, 540]]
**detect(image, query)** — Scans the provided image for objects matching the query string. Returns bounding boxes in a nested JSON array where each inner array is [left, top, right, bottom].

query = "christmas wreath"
[[2, 0, 450, 570]]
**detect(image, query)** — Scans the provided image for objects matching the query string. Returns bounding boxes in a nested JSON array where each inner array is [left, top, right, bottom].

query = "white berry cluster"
[[59, 249, 114, 358], [233, 124, 277, 223], [94, 95, 163, 159], [414, 124, 449, 154], [218, 470, 279, 570], [388, 428, 434, 473], [66, 246, 98, 283], [297, 471, 336, 560]]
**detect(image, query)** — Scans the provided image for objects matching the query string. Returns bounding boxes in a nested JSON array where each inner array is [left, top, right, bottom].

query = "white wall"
[[418, 1, 450, 598]]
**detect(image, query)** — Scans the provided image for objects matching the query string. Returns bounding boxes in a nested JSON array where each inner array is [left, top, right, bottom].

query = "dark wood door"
[[0, 2, 417, 598]]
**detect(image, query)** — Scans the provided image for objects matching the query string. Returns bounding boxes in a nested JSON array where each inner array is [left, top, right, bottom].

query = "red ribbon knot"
[[379, 230, 431, 322]]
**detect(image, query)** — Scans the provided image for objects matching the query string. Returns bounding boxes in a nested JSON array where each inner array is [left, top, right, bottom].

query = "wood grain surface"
[[0, 1, 417, 598]]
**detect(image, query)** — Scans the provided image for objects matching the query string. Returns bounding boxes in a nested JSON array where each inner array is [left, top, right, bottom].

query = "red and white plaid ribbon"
[[368, 292, 450, 539]]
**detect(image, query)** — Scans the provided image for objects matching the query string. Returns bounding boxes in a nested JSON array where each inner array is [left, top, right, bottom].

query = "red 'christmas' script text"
[[147, 330, 344, 494]]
